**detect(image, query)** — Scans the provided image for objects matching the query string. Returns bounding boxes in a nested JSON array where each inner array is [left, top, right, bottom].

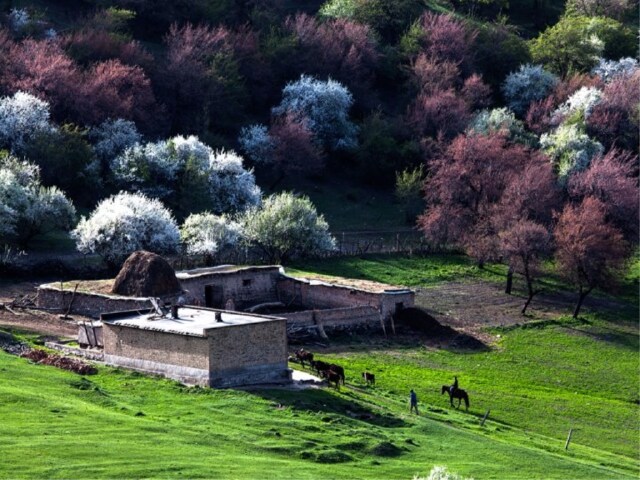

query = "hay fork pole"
[[61, 283, 79, 320]]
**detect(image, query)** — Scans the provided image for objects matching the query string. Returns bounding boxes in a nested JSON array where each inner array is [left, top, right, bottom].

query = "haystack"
[[112, 251, 182, 297]]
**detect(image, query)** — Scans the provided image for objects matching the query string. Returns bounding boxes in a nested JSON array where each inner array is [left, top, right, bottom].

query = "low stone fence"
[[281, 305, 381, 333], [37, 285, 154, 318]]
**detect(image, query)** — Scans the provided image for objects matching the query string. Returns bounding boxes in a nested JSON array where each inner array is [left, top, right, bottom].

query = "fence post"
[[480, 409, 490, 426], [565, 428, 574, 450]]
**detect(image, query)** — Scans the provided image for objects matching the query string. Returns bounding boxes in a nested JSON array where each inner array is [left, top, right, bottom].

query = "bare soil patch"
[[0, 281, 87, 337]]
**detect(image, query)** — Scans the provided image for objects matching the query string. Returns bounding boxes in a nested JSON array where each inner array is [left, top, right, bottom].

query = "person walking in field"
[[410, 389, 419, 415]]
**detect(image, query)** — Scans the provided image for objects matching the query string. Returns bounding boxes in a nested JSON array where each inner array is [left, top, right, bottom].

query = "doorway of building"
[[205, 285, 224, 308]]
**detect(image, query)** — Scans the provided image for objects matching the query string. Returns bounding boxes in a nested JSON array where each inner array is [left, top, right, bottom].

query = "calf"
[[362, 372, 375, 385]]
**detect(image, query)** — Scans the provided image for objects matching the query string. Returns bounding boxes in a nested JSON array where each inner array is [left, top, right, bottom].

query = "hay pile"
[[112, 251, 181, 297]]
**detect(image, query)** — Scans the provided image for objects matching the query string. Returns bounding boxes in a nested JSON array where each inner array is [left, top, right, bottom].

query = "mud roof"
[[101, 306, 284, 337], [176, 265, 281, 280]]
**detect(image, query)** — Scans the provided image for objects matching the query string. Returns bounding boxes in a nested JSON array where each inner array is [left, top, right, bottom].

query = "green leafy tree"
[[395, 165, 425, 223], [530, 15, 636, 76], [242, 192, 336, 264]]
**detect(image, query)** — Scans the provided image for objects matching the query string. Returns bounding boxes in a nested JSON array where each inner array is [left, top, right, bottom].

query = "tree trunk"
[[521, 261, 540, 315], [573, 286, 593, 318], [505, 265, 514, 295]]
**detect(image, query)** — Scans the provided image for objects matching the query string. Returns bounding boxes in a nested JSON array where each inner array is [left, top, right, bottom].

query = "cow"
[[310, 360, 331, 376], [362, 372, 375, 385], [329, 364, 345, 385]]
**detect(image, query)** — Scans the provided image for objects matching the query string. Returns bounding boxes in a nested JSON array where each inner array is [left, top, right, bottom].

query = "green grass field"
[[1, 254, 638, 478]]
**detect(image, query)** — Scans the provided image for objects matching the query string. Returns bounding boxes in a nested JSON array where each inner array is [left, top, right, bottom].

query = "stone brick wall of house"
[[103, 324, 211, 370], [207, 320, 288, 372], [37, 286, 154, 318], [179, 267, 280, 309], [276, 277, 414, 319]]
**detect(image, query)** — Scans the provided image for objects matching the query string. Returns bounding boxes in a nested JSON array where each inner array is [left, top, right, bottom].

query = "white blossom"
[[468, 108, 537, 145], [72, 192, 179, 265], [238, 124, 275, 165], [90, 118, 142, 163], [554, 86, 603, 121], [0, 156, 75, 244], [242, 192, 336, 263], [502, 64, 558, 116], [540, 124, 604, 185], [272, 75, 358, 150], [591, 57, 639, 83], [0, 92, 55, 154], [8, 8, 30, 33], [180, 212, 242, 256]]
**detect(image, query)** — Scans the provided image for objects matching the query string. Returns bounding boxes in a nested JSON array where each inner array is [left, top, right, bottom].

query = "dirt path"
[[0, 281, 82, 337]]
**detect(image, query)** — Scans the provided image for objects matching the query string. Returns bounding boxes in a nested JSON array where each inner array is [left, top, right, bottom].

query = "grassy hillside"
[[1, 254, 638, 478], [0, 345, 636, 479]]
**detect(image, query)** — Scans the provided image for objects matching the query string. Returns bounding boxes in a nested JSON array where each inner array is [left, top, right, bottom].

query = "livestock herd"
[[291, 349, 374, 390]]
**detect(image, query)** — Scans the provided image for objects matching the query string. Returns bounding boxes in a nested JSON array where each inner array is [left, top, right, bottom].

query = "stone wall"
[[103, 324, 211, 370], [281, 306, 381, 330], [179, 267, 280, 309], [277, 277, 414, 319], [37, 286, 153, 318]]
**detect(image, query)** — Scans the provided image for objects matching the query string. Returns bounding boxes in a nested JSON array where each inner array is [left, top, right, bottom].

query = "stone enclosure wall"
[[179, 266, 280, 309], [37, 286, 154, 318]]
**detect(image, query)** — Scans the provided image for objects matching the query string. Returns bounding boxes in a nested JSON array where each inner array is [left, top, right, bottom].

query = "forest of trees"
[[0, 0, 637, 316]]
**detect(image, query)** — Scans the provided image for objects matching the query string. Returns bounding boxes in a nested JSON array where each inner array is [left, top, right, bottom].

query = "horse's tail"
[[464, 393, 469, 409]]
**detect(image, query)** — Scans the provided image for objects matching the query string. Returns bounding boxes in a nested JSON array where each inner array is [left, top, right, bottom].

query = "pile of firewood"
[[20, 349, 97, 375]]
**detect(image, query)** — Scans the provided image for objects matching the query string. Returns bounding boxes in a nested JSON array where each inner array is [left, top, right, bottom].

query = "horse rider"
[[450, 376, 459, 396]]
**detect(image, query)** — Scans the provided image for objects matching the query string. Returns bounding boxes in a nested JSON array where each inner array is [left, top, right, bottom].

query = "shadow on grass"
[[246, 387, 407, 428]]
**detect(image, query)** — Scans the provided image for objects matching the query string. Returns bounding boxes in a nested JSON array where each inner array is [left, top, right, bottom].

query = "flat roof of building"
[[176, 265, 280, 280], [102, 306, 284, 337]]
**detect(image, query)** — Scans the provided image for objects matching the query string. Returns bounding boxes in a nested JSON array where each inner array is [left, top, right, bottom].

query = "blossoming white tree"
[[90, 118, 142, 163], [501, 64, 558, 116], [0, 156, 76, 246], [72, 192, 179, 266], [112, 135, 261, 215], [242, 192, 336, 263], [540, 124, 604, 184], [180, 212, 242, 264], [0, 91, 55, 154], [272, 75, 358, 150]]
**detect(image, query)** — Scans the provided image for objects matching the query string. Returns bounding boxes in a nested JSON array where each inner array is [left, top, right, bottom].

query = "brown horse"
[[441, 385, 469, 410], [295, 349, 314, 367]]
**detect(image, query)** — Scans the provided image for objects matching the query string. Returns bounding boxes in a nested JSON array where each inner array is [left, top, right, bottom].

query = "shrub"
[[501, 64, 558, 116], [0, 155, 76, 247], [90, 118, 142, 164], [242, 192, 335, 264], [414, 465, 474, 480], [72, 191, 179, 267], [272, 75, 358, 151], [553, 86, 602, 124], [238, 124, 275, 165]]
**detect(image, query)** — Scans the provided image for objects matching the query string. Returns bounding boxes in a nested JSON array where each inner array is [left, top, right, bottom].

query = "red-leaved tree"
[[554, 196, 628, 318], [418, 133, 546, 265], [568, 149, 639, 242], [79, 59, 158, 131], [285, 13, 379, 101], [407, 89, 471, 140], [270, 111, 325, 177], [499, 220, 552, 314]]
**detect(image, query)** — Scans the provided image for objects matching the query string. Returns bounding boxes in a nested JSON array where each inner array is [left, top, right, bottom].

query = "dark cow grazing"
[[329, 364, 345, 385], [362, 372, 375, 385], [295, 349, 314, 367], [321, 369, 341, 389], [310, 360, 331, 376]]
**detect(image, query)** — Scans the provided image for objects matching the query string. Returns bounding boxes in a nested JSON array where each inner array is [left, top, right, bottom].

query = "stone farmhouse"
[[39, 257, 414, 387]]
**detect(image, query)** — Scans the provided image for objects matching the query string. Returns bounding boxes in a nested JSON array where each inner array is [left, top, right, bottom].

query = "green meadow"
[[1, 254, 638, 479]]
